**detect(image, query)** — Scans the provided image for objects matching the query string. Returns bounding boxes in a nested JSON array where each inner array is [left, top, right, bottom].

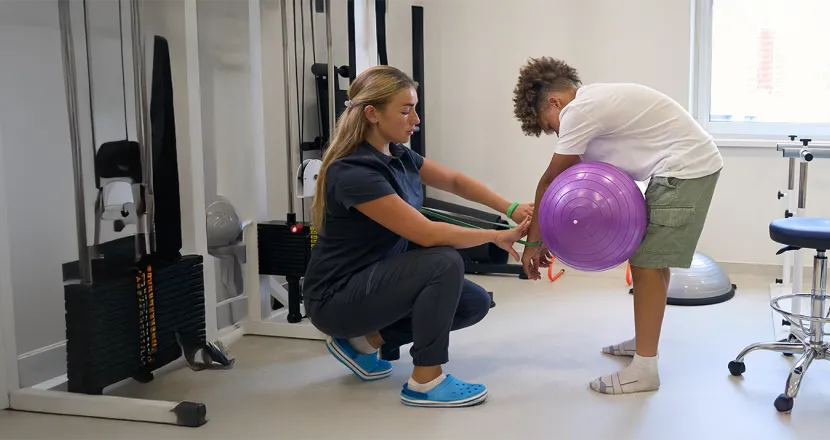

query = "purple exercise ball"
[[538, 161, 648, 272]]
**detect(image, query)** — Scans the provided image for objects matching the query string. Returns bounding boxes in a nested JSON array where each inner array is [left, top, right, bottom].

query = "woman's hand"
[[494, 217, 531, 262], [510, 203, 534, 223]]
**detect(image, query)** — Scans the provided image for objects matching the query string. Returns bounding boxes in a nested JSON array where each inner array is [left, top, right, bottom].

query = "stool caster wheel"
[[774, 394, 794, 413], [728, 360, 746, 376]]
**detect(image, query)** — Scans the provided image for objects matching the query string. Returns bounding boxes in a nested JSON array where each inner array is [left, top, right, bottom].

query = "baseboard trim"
[[17, 342, 66, 389]]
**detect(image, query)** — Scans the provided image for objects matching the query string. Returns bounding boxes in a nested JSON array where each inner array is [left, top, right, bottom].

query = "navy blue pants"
[[306, 247, 491, 366]]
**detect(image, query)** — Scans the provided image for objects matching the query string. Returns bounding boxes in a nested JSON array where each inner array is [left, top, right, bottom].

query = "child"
[[512, 57, 723, 395]]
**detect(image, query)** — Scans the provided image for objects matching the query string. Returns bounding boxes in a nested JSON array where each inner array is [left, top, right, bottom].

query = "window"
[[694, 0, 830, 139]]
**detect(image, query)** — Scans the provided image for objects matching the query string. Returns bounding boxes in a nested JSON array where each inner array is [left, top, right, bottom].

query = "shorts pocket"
[[638, 206, 697, 256], [648, 206, 696, 228]]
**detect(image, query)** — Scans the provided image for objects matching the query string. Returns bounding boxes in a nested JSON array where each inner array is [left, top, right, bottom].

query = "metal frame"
[[770, 140, 830, 341], [0, 125, 14, 412], [731, 248, 830, 413], [234, 0, 326, 342], [0, 0, 214, 427]]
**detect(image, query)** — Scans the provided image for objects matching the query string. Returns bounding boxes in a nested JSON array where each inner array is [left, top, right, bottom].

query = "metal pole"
[[781, 157, 796, 285], [791, 160, 809, 316], [325, 0, 335, 141], [787, 158, 795, 191], [81, 0, 99, 162], [810, 252, 826, 344], [280, 0, 295, 214], [130, 0, 154, 255], [798, 161, 809, 210], [58, 0, 93, 284]]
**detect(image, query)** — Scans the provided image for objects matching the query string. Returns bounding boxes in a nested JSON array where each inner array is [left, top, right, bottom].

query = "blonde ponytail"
[[311, 66, 418, 230]]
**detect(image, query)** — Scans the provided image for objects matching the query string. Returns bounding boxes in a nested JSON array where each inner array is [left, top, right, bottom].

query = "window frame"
[[692, 0, 830, 142]]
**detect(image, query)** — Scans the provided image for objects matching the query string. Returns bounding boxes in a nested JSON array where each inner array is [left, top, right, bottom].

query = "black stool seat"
[[770, 217, 830, 251]]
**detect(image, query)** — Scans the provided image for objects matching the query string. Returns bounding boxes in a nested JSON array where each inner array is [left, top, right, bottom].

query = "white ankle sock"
[[590, 354, 660, 395], [602, 337, 636, 357], [408, 374, 447, 393], [348, 336, 377, 355]]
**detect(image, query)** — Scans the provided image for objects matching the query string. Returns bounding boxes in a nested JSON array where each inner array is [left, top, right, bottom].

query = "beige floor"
[[2, 271, 830, 440]]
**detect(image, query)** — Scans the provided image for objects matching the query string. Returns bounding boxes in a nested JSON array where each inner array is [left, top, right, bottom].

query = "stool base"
[[728, 250, 828, 414], [729, 340, 827, 412]]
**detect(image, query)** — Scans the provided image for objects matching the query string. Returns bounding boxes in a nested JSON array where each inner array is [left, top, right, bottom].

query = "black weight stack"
[[64, 253, 206, 395], [257, 219, 318, 323]]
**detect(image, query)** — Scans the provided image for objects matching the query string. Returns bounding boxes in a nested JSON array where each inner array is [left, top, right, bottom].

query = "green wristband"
[[506, 202, 520, 219], [522, 240, 542, 247]]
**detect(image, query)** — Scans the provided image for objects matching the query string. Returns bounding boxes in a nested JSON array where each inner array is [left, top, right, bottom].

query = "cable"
[[117, 0, 128, 140], [292, 0, 301, 148], [310, 0, 317, 61], [291, 0, 305, 222], [310, 0, 322, 137], [299, 1, 310, 222], [300, 0, 306, 141]]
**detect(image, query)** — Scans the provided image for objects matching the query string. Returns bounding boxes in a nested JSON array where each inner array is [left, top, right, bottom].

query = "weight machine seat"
[[770, 217, 830, 251]]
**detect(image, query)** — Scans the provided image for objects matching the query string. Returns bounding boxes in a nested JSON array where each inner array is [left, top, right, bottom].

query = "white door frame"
[[0, 125, 18, 409]]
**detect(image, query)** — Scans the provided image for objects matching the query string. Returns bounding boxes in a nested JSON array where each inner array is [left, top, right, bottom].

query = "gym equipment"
[[3, 0, 235, 427], [307, 63, 350, 151], [410, 5, 425, 157], [412, 198, 528, 279], [728, 217, 830, 413], [770, 136, 830, 341], [539, 161, 647, 272], [242, 0, 328, 340], [626, 252, 736, 306]]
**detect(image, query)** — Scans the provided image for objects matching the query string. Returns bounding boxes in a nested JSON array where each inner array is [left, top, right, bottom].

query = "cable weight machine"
[[256, 0, 337, 326]]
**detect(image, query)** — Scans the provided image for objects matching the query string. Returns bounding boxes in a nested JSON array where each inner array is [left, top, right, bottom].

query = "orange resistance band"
[[547, 254, 565, 282]]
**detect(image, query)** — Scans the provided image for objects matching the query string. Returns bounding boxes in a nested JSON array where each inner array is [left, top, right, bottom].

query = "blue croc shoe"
[[400, 374, 488, 408], [325, 337, 392, 381]]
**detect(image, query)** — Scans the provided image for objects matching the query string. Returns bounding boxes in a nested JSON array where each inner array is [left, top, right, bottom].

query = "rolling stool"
[[728, 217, 830, 412]]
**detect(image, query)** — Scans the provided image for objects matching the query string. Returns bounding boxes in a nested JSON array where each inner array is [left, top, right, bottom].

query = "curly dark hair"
[[512, 57, 582, 137]]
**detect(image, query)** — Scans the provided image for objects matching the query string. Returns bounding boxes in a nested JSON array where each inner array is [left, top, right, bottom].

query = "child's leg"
[[591, 170, 720, 395], [602, 267, 670, 357]]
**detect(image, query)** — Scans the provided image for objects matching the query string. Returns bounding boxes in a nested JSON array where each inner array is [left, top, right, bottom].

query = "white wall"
[[419, 0, 830, 267]]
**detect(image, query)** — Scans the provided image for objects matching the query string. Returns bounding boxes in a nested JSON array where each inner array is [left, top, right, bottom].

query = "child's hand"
[[510, 203, 534, 223], [521, 245, 543, 280], [537, 244, 553, 268]]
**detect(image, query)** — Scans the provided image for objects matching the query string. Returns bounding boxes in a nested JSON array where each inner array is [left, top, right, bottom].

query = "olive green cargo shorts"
[[628, 169, 721, 269]]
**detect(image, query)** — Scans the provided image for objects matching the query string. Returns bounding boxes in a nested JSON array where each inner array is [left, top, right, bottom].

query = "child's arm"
[[527, 153, 582, 244], [521, 107, 604, 279]]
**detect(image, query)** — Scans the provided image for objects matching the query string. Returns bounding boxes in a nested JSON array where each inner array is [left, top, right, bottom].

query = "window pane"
[[710, 0, 830, 124]]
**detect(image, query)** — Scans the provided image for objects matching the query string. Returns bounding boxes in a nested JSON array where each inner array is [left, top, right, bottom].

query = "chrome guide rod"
[[325, 0, 335, 141], [281, 0, 296, 210], [58, 0, 93, 284], [129, 0, 154, 254]]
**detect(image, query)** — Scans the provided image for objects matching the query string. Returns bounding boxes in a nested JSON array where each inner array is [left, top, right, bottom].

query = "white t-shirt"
[[555, 83, 723, 181]]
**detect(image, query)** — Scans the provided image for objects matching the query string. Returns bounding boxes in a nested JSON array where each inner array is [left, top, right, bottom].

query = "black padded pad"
[[769, 218, 830, 250]]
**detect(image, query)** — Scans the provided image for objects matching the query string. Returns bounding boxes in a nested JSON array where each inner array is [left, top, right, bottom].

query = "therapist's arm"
[[419, 158, 514, 215]]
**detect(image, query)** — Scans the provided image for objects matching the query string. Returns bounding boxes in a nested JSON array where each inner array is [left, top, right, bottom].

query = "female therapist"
[[303, 65, 533, 408]]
